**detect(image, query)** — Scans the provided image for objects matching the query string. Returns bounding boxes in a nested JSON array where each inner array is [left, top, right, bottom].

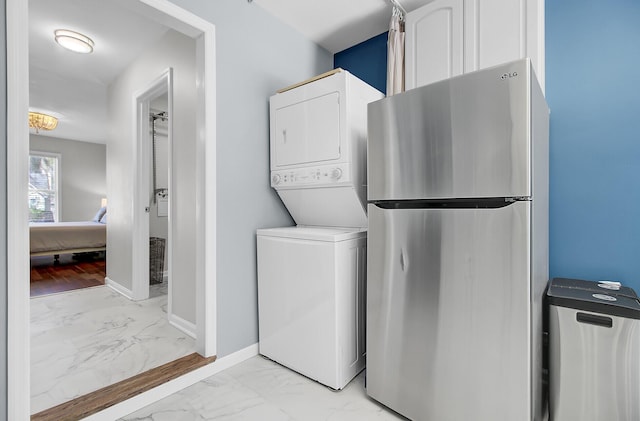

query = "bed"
[[30, 208, 107, 262]]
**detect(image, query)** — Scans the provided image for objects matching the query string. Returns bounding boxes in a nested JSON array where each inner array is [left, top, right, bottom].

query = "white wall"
[[106, 0, 332, 356], [107, 28, 198, 325], [30, 135, 106, 222], [0, 0, 8, 413], [168, 0, 333, 356]]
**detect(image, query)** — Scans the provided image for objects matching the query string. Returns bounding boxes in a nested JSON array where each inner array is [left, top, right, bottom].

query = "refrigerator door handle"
[[400, 248, 407, 272]]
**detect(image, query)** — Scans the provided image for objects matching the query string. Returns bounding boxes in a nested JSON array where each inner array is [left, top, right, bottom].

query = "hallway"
[[31, 284, 194, 413]]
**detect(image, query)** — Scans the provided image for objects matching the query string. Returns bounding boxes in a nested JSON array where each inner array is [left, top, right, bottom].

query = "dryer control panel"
[[271, 164, 351, 189]]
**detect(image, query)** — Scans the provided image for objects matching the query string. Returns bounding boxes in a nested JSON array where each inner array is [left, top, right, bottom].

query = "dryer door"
[[273, 92, 341, 167]]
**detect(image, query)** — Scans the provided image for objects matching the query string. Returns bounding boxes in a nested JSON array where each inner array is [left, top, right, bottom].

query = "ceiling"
[[29, 0, 169, 143], [29, 0, 430, 144]]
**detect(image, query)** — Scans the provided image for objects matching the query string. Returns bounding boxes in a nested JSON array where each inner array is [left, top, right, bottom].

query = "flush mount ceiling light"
[[28, 112, 58, 133], [54, 29, 94, 54]]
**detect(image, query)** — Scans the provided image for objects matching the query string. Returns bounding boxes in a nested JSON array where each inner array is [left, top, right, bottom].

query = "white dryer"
[[257, 226, 366, 390], [269, 69, 384, 228]]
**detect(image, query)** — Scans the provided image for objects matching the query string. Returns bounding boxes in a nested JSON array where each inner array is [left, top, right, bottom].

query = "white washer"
[[257, 226, 367, 390]]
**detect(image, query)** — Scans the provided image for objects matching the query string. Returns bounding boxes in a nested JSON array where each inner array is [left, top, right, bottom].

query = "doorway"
[[6, 1, 217, 418], [133, 69, 173, 303], [148, 93, 171, 300]]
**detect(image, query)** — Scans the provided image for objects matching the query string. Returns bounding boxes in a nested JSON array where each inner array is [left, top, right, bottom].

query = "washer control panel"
[[271, 164, 350, 188]]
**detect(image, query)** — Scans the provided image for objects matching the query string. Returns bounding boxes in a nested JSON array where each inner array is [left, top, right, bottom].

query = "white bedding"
[[30, 221, 106, 255]]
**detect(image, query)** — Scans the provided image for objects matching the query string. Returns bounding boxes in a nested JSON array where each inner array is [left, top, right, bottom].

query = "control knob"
[[271, 174, 281, 185], [330, 168, 343, 180]]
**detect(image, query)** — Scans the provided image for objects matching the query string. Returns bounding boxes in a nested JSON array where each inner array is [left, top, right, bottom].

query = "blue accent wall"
[[547, 0, 640, 289], [334, 32, 388, 94], [334, 0, 640, 290]]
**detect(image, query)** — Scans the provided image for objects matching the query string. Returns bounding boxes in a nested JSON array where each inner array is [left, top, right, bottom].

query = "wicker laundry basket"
[[149, 237, 166, 284]]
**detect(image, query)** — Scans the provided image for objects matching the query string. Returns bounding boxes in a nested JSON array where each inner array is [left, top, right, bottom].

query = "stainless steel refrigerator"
[[366, 59, 549, 421]]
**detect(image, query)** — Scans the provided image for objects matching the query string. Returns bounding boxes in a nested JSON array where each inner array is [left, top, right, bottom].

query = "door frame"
[[132, 69, 173, 302], [6, 0, 217, 418]]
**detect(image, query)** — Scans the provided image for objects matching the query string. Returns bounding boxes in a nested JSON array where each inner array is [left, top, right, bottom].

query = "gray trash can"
[[547, 277, 640, 421]]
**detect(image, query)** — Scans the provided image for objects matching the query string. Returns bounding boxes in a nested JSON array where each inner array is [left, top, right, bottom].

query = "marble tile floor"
[[31, 282, 193, 414], [121, 355, 406, 421]]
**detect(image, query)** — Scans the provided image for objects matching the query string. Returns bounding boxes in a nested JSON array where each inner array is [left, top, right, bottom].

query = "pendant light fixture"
[[28, 112, 58, 133], [54, 29, 95, 54]]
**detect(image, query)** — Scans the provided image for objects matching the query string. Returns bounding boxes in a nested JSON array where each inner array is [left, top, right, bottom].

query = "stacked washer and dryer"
[[257, 69, 383, 390]]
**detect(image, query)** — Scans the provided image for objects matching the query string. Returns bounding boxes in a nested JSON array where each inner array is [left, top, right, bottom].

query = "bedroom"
[[28, 105, 171, 297], [28, 134, 108, 296]]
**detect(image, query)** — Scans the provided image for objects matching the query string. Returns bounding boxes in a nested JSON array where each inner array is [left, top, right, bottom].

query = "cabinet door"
[[464, 0, 544, 91], [405, 0, 545, 92], [405, 0, 464, 90]]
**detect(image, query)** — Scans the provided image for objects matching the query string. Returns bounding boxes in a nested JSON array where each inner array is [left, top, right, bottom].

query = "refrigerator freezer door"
[[368, 59, 533, 201], [366, 201, 532, 420]]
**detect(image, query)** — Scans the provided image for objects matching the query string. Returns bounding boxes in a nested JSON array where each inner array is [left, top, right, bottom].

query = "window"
[[29, 153, 60, 222]]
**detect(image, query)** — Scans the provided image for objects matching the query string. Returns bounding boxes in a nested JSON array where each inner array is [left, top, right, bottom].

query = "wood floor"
[[30, 254, 106, 297], [31, 353, 217, 421]]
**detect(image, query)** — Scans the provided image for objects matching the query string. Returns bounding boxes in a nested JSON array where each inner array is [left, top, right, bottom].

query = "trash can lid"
[[549, 277, 638, 298], [547, 283, 640, 319]]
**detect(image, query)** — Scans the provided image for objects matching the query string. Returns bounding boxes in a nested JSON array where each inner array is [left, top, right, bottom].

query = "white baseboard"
[[105, 277, 133, 300], [81, 343, 260, 421], [169, 313, 196, 339]]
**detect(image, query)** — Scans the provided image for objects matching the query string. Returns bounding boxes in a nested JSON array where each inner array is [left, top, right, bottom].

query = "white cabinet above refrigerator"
[[406, 0, 545, 92]]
